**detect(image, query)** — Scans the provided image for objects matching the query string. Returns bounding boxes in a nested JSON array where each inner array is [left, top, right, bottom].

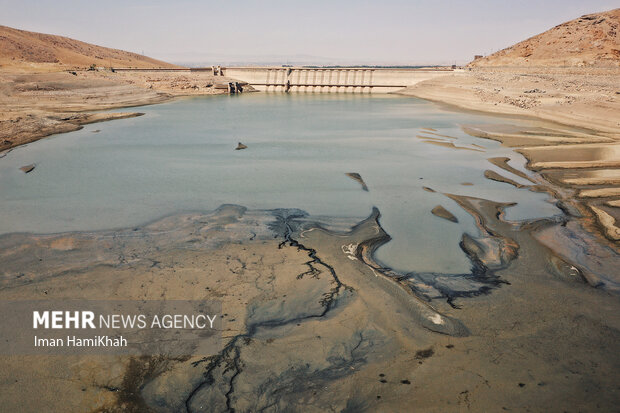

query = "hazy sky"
[[1, 0, 617, 65]]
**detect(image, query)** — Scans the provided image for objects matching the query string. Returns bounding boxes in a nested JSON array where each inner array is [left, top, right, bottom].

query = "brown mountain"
[[0, 25, 179, 70], [470, 8, 620, 67]]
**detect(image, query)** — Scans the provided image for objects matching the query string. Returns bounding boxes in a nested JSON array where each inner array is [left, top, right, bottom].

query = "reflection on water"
[[0, 93, 561, 273]]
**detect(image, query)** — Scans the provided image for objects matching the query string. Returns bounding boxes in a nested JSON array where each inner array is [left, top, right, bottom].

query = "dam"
[[111, 66, 456, 93], [221, 66, 455, 93]]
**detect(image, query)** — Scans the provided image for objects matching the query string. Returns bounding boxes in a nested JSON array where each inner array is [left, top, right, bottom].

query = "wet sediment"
[[0, 205, 471, 411], [0, 193, 619, 411]]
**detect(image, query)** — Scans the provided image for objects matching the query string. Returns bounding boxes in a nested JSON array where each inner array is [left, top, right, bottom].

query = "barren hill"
[[470, 8, 620, 67], [0, 25, 179, 71]]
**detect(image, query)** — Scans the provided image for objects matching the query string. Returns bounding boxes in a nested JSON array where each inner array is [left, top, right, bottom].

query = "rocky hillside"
[[0, 25, 178, 70], [470, 8, 619, 67]]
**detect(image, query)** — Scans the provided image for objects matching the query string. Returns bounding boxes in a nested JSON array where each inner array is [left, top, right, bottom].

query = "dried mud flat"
[[0, 199, 619, 412]]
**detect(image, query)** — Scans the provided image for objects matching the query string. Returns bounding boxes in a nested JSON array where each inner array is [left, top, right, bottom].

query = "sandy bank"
[[399, 67, 620, 134]]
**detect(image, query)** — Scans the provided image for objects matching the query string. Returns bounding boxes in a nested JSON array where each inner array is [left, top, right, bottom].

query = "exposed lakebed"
[[0, 93, 560, 274]]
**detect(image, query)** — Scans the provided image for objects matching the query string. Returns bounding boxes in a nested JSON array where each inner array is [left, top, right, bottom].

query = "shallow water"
[[0, 93, 560, 273]]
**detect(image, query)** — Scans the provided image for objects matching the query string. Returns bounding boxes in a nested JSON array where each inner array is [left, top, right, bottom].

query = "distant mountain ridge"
[[0, 25, 179, 70], [470, 8, 620, 67]]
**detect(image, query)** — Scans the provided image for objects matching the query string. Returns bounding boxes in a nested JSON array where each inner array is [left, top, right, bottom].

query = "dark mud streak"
[[223, 346, 242, 411], [184, 210, 350, 413], [449, 239, 511, 307], [278, 213, 350, 308]]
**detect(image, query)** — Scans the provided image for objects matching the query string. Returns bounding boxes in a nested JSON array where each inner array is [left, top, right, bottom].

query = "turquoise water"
[[0, 93, 560, 273]]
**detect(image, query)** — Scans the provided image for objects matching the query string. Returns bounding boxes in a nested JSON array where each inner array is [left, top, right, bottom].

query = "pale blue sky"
[[1, 0, 617, 65]]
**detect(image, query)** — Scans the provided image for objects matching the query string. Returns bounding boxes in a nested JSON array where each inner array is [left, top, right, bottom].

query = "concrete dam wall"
[[222, 67, 454, 93]]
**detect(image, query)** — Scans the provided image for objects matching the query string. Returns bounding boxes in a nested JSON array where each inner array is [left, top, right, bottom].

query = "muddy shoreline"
[[458, 122, 620, 250], [0, 196, 618, 411]]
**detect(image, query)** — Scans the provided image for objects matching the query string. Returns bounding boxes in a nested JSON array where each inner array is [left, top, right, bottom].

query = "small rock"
[[235, 142, 247, 150], [20, 164, 35, 173], [422, 186, 435, 193], [431, 205, 458, 223]]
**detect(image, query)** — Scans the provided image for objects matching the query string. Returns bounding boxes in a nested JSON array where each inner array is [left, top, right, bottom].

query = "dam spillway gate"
[[256, 68, 381, 92]]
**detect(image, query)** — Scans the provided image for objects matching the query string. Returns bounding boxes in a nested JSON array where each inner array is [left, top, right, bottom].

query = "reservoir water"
[[0, 93, 561, 274]]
